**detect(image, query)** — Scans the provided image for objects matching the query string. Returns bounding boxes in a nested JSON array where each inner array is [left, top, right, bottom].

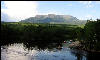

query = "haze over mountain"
[[20, 14, 87, 25]]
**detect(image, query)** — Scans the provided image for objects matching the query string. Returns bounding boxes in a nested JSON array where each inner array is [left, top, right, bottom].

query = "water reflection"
[[23, 42, 62, 50], [1, 43, 100, 60], [86, 52, 100, 60], [70, 49, 87, 60]]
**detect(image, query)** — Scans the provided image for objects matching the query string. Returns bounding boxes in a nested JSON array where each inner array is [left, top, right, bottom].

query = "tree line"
[[1, 19, 100, 51], [78, 19, 100, 51], [1, 23, 78, 49]]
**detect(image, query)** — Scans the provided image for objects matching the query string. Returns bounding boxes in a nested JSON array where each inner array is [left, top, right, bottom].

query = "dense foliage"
[[1, 19, 100, 51], [1, 23, 78, 49], [80, 19, 100, 51]]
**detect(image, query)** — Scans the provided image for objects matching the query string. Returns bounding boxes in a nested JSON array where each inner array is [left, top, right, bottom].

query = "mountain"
[[20, 14, 87, 25]]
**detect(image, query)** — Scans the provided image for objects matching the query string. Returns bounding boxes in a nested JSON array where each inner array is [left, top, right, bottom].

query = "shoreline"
[[62, 41, 100, 53]]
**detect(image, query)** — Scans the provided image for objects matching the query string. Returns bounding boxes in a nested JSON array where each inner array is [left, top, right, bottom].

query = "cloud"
[[95, 1, 100, 4], [78, 14, 94, 20], [1, 11, 11, 22], [79, 1, 93, 8], [85, 14, 93, 19], [38, 10, 64, 15], [1, 1, 38, 22], [96, 1, 100, 4], [79, 1, 91, 4]]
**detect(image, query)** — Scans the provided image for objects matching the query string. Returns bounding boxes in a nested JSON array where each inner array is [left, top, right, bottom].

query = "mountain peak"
[[20, 14, 86, 25]]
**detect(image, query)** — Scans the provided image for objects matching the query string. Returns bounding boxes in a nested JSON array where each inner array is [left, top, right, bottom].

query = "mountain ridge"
[[20, 14, 87, 25]]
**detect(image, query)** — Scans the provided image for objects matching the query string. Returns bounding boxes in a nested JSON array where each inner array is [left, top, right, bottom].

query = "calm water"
[[1, 43, 100, 60]]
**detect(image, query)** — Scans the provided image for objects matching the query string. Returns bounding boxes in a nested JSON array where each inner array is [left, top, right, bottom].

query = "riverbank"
[[62, 41, 100, 53]]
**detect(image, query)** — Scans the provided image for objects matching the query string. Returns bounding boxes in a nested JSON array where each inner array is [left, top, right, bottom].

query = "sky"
[[1, 1, 100, 22]]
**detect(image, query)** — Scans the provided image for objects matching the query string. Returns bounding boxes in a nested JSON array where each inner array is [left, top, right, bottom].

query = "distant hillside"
[[20, 14, 87, 25]]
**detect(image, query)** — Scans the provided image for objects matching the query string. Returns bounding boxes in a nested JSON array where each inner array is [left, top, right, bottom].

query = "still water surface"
[[1, 43, 99, 60]]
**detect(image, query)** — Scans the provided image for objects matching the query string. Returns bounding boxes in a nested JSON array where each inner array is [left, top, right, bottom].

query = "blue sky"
[[1, 1, 100, 22]]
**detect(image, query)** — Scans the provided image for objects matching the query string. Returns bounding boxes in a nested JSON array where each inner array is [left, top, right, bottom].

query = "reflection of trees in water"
[[75, 53, 83, 60], [23, 42, 62, 50], [86, 52, 100, 60], [70, 50, 84, 60], [70, 50, 100, 60]]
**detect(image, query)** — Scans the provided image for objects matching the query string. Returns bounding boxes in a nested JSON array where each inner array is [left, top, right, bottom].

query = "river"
[[1, 43, 100, 60]]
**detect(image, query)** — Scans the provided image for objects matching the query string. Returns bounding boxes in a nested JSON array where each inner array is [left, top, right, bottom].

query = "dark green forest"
[[80, 19, 100, 51], [1, 19, 100, 51]]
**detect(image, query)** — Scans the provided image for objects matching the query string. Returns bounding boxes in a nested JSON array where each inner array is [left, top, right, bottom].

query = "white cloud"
[[78, 14, 95, 20], [1, 1, 38, 22], [79, 1, 93, 8], [96, 1, 100, 4], [1, 11, 11, 22], [79, 1, 92, 4], [86, 4, 93, 8], [38, 10, 64, 15], [85, 14, 93, 19]]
